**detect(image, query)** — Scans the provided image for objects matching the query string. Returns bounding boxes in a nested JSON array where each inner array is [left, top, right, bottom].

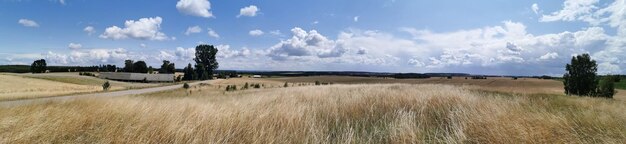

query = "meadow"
[[0, 77, 625, 143], [0, 73, 162, 101]]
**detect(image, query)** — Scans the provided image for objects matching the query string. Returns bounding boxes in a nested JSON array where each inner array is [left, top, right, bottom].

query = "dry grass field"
[[0, 73, 163, 101], [0, 83, 624, 143], [268, 76, 626, 101]]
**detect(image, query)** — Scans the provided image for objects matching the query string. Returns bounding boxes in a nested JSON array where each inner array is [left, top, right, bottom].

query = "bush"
[[183, 83, 190, 89], [254, 84, 261, 89], [284, 82, 289, 88], [597, 76, 616, 98], [513, 77, 518, 80], [102, 81, 110, 91], [243, 83, 249, 89], [315, 81, 321, 85]]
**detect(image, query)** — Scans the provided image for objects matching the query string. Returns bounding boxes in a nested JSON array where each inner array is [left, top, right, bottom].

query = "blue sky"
[[1, 0, 624, 75]]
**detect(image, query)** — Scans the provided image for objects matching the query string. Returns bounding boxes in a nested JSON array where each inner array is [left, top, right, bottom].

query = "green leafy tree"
[[183, 83, 190, 89], [194, 44, 219, 79], [148, 66, 154, 74], [195, 64, 210, 80], [183, 63, 196, 81], [563, 54, 599, 96], [123, 60, 134, 72], [133, 61, 148, 73], [160, 60, 176, 74], [30, 59, 47, 73]]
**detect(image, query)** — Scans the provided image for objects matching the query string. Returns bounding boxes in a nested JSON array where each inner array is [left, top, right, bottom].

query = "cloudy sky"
[[1, 0, 625, 75]]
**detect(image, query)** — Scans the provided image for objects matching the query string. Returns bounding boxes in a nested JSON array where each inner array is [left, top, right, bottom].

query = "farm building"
[[99, 72, 175, 82]]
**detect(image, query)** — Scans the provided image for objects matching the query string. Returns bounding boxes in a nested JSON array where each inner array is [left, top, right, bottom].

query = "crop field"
[[1, 82, 625, 143], [0, 73, 163, 101]]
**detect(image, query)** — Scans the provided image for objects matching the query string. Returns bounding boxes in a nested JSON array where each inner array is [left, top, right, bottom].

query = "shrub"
[[254, 84, 261, 89], [183, 83, 190, 89], [513, 77, 518, 80], [315, 81, 321, 85], [284, 82, 289, 88], [243, 83, 249, 89], [102, 81, 110, 91], [597, 76, 616, 98]]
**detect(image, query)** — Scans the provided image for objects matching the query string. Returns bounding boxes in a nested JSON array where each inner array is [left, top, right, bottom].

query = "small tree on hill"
[[102, 81, 110, 91], [30, 59, 47, 73], [563, 53, 599, 97], [183, 63, 196, 81]]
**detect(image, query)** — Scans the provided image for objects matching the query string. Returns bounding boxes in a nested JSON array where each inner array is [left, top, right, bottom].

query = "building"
[[252, 75, 262, 78], [99, 72, 175, 82]]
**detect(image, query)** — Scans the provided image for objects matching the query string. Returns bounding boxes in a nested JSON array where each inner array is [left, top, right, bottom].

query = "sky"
[[0, 0, 625, 76]]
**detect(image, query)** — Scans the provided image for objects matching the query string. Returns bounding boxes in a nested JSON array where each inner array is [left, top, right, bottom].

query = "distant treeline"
[[0, 65, 114, 73]]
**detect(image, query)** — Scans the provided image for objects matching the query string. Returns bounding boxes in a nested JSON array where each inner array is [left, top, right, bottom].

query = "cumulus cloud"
[[68, 43, 82, 50], [99, 17, 169, 41], [216, 45, 251, 58], [354, 16, 359, 22], [140, 43, 147, 48], [83, 26, 95, 35], [176, 0, 214, 18], [207, 28, 219, 38], [249, 29, 264, 36], [238, 5, 259, 17], [44, 48, 130, 65], [539, 52, 559, 60], [540, 0, 599, 23], [531, 3, 540, 14], [18, 19, 39, 27], [267, 27, 345, 60], [185, 25, 202, 35]]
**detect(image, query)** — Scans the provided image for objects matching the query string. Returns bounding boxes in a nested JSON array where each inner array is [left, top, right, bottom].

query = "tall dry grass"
[[0, 84, 625, 143]]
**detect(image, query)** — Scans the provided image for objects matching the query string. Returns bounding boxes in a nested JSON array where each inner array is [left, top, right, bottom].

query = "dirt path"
[[0, 79, 222, 108]]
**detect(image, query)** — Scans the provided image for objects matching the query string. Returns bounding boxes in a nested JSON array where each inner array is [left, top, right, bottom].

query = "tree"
[[194, 44, 219, 79], [284, 82, 289, 87], [30, 59, 47, 73], [124, 60, 134, 72], [102, 81, 111, 91], [183, 83, 190, 89], [148, 66, 154, 74], [563, 54, 599, 97], [597, 76, 616, 98], [133, 61, 148, 73], [160, 60, 176, 74], [244, 82, 249, 89], [183, 63, 196, 81], [195, 64, 210, 80]]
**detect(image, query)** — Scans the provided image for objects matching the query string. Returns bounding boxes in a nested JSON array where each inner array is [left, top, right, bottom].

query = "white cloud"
[[176, 0, 214, 18], [185, 25, 202, 35], [44, 48, 130, 65], [207, 28, 219, 38], [59, 0, 65, 5], [175, 47, 195, 61], [312, 21, 319, 25], [531, 3, 540, 14], [83, 26, 95, 35], [539, 52, 559, 60], [140, 43, 147, 48], [249, 29, 264, 36], [99, 17, 169, 41], [238, 5, 259, 17], [18, 19, 39, 27], [68, 43, 82, 50], [269, 30, 282, 36], [267, 27, 345, 60], [216, 45, 251, 58], [540, 0, 599, 23], [354, 16, 359, 22]]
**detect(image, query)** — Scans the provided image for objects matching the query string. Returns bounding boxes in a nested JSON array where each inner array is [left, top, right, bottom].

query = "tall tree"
[[194, 44, 219, 79], [123, 60, 134, 72], [563, 53, 599, 96], [195, 64, 210, 80], [133, 61, 148, 73], [30, 59, 47, 73]]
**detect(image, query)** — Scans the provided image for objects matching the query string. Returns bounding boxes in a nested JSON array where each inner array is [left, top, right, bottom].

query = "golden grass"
[[0, 74, 103, 101], [1, 84, 624, 143]]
